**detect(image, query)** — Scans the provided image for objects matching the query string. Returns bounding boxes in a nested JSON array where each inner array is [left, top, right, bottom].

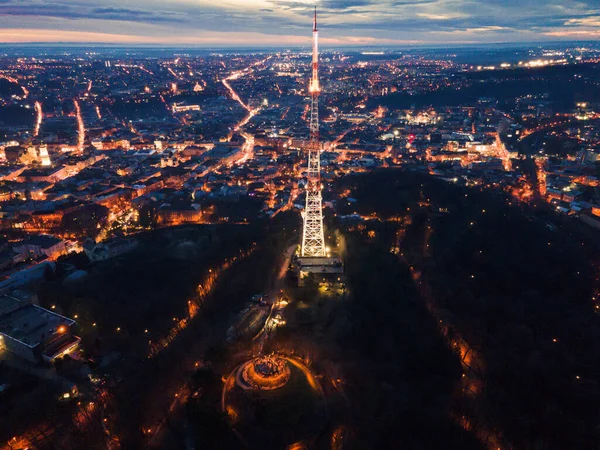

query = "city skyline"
[[0, 0, 599, 46], [2, 1, 600, 448]]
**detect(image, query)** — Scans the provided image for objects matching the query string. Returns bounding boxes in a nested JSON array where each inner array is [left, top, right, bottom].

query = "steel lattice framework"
[[301, 7, 326, 257]]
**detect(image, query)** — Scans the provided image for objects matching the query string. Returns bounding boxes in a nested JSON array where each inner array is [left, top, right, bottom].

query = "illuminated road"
[[221, 57, 271, 157], [34, 101, 43, 136], [518, 115, 600, 142], [332, 125, 358, 147], [73, 99, 85, 152], [167, 67, 181, 80], [271, 182, 299, 217], [222, 73, 251, 112], [0, 74, 29, 98], [495, 133, 513, 172], [535, 158, 547, 198], [222, 69, 258, 143], [221, 56, 271, 113], [238, 131, 255, 164], [253, 245, 296, 352]]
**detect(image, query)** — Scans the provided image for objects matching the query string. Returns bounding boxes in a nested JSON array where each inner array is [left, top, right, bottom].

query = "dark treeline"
[[38, 224, 261, 356], [335, 169, 600, 449], [269, 224, 482, 448], [337, 231, 482, 449], [373, 63, 600, 112], [14, 218, 296, 449], [11, 213, 299, 449], [0, 104, 35, 127], [110, 211, 300, 449]]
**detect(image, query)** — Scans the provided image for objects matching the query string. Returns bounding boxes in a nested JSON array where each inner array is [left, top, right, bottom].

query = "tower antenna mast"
[[301, 6, 326, 257]]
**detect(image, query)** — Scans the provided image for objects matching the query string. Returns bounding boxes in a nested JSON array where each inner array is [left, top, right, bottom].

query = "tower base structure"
[[293, 254, 344, 287]]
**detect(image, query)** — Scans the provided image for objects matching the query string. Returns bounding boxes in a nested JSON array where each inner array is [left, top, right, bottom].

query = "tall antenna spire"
[[310, 6, 320, 111], [302, 6, 326, 258]]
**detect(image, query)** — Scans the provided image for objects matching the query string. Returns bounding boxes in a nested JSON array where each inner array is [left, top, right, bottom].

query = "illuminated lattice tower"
[[301, 7, 326, 257]]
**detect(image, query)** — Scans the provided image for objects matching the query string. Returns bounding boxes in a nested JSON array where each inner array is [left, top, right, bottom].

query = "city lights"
[[1, 7, 599, 450]]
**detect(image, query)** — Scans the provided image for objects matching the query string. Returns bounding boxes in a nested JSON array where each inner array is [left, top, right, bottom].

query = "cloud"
[[0, 1, 184, 23], [546, 29, 600, 37], [565, 16, 600, 27], [0, 0, 597, 45], [417, 13, 468, 20]]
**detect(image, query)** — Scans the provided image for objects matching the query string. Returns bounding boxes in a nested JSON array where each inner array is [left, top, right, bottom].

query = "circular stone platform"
[[238, 356, 291, 390], [223, 356, 328, 449]]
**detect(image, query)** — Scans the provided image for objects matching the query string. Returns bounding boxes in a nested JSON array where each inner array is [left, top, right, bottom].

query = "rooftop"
[[0, 298, 74, 348], [14, 234, 62, 249]]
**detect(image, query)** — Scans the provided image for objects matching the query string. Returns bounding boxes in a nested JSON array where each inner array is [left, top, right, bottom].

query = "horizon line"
[[0, 39, 598, 50]]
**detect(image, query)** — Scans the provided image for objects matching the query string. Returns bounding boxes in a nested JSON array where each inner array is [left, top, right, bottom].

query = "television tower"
[[301, 7, 327, 257]]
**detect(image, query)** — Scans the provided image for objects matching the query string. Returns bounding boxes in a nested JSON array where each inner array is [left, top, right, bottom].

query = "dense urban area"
[[1, 39, 600, 449]]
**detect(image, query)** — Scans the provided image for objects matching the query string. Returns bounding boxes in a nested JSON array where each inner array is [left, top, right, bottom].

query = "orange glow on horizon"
[[0, 28, 424, 46]]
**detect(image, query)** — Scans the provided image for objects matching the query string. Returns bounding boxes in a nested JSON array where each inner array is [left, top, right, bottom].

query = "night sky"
[[0, 0, 599, 46]]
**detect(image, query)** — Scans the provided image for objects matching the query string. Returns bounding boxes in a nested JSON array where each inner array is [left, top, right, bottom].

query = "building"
[[204, 145, 244, 166], [160, 149, 178, 168], [83, 237, 138, 262], [172, 103, 201, 113], [156, 205, 202, 226], [38, 145, 51, 167], [0, 293, 79, 363], [13, 235, 66, 260], [17, 166, 69, 183], [294, 255, 345, 286]]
